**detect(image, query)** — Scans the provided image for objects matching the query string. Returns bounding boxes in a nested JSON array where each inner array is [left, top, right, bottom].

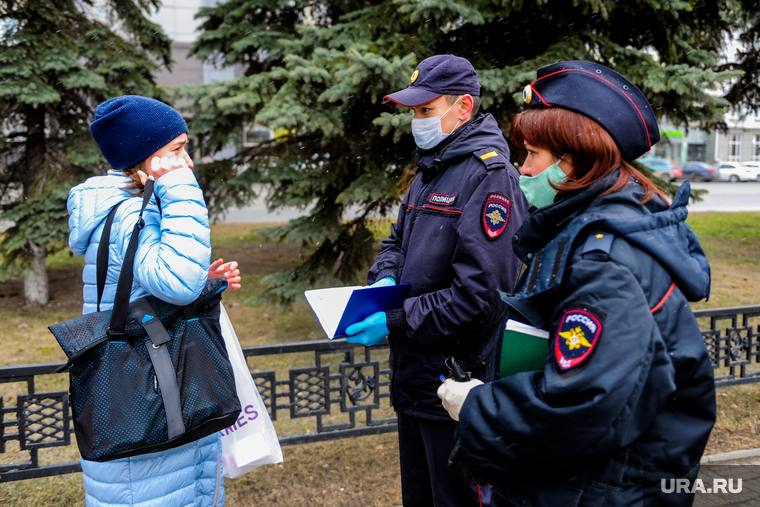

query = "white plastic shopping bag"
[[219, 304, 283, 478]]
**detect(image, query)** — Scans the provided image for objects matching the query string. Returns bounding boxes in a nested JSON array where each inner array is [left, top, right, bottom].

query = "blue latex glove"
[[370, 277, 396, 288], [345, 311, 389, 346]]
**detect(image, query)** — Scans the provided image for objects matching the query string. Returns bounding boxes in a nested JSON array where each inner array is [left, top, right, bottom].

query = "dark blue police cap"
[[384, 54, 480, 107], [523, 61, 659, 161]]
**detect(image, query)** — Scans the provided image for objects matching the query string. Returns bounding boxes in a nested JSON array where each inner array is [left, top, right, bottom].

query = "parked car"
[[637, 157, 677, 183], [715, 162, 760, 182], [740, 162, 760, 182], [681, 161, 719, 182], [670, 165, 683, 179]]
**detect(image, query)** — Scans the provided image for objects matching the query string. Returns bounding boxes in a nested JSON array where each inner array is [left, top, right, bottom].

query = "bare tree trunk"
[[23, 105, 48, 306], [24, 241, 48, 306]]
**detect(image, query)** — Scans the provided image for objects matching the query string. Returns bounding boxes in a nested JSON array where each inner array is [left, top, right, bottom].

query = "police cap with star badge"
[[384, 54, 481, 108], [522, 61, 660, 162]]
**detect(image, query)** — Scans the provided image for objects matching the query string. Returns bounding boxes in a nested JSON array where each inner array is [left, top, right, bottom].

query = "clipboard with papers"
[[304, 284, 410, 339]]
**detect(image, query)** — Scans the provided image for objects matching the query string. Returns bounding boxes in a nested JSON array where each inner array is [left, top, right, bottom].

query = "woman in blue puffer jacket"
[[67, 95, 241, 507]]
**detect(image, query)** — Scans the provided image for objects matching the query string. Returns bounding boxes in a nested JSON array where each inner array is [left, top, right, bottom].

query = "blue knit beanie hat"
[[90, 95, 188, 170]]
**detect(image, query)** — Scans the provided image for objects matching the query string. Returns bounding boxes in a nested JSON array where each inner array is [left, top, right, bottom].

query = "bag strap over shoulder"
[[130, 297, 186, 439], [96, 201, 126, 312], [109, 179, 155, 336]]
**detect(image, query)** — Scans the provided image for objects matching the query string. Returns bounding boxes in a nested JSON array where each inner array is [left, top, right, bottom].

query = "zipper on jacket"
[[214, 449, 221, 506], [408, 178, 436, 236]]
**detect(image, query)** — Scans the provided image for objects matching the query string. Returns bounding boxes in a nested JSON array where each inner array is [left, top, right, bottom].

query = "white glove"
[[437, 378, 484, 421]]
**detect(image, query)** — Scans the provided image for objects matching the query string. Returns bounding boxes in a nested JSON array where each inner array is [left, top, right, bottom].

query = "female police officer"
[[437, 61, 716, 507]]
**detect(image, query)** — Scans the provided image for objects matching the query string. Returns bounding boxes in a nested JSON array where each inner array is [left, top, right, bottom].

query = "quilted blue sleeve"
[[121, 168, 211, 306], [67, 186, 86, 256]]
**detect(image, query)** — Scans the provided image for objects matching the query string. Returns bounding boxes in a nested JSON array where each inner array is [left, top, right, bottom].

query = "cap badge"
[[523, 84, 532, 104], [410, 69, 420, 84]]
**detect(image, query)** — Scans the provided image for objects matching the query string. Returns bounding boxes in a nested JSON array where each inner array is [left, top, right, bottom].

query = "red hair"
[[511, 108, 666, 204]]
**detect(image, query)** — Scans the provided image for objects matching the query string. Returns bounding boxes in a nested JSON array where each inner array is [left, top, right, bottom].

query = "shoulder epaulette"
[[581, 231, 616, 258], [473, 148, 507, 171]]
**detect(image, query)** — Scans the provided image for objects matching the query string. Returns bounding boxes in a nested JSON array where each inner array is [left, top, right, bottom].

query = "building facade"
[[712, 109, 760, 163], [642, 110, 760, 166], [645, 119, 712, 166], [149, 0, 242, 159]]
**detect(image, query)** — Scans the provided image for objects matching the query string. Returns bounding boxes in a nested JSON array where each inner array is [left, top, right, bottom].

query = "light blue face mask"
[[519, 159, 567, 208], [411, 97, 461, 150]]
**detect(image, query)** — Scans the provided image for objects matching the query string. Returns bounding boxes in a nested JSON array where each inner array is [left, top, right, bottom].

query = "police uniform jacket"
[[458, 173, 716, 507], [368, 113, 529, 420]]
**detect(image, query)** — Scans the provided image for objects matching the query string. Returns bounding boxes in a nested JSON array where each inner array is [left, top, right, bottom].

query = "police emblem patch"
[[481, 193, 511, 239], [554, 309, 602, 370]]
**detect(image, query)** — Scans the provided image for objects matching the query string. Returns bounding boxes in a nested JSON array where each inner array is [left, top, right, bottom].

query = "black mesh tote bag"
[[50, 179, 240, 462]]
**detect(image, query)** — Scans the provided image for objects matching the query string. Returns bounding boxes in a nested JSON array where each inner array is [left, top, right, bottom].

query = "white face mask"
[[411, 97, 462, 150]]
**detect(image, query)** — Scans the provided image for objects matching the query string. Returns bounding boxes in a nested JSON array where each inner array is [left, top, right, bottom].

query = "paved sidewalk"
[[390, 450, 760, 507], [692, 448, 760, 506]]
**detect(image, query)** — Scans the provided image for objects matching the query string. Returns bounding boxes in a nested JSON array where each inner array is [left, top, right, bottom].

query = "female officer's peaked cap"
[[523, 61, 659, 161]]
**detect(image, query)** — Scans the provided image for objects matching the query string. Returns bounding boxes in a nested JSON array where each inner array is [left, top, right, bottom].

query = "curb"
[[701, 448, 760, 463]]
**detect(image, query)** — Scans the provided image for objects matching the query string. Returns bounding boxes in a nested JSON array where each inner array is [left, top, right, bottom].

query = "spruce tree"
[[722, 7, 760, 114], [0, 0, 171, 305], [184, 0, 758, 304]]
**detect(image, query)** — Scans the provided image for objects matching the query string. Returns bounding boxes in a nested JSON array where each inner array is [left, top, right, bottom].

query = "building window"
[[753, 135, 760, 162], [729, 134, 742, 162], [687, 144, 706, 162], [243, 124, 274, 147]]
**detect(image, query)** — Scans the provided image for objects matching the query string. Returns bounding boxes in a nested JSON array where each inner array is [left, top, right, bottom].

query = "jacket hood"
[[415, 113, 510, 176], [515, 174, 711, 302], [68, 172, 133, 256]]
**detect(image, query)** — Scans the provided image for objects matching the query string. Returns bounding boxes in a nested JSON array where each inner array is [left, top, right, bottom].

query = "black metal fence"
[[1, 305, 759, 483]]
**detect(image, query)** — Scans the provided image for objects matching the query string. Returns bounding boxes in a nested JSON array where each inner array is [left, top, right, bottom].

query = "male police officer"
[[344, 55, 529, 507]]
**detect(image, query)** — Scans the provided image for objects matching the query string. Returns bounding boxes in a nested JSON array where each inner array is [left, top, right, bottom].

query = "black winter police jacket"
[[457, 174, 716, 507], [368, 113, 529, 420]]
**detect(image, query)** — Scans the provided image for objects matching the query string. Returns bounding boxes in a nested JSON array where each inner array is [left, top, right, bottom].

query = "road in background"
[[218, 181, 760, 223], [2, 181, 754, 230], [686, 181, 760, 213], [219, 199, 308, 223], [217, 184, 386, 223]]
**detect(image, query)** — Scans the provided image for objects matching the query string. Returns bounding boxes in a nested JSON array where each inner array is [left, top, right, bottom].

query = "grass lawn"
[[1, 212, 759, 506]]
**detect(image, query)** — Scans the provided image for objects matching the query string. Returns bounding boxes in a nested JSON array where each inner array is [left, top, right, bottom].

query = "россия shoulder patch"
[[482, 193, 511, 239], [554, 309, 602, 370]]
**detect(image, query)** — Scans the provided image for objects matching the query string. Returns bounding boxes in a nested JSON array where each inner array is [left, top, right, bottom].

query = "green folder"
[[499, 319, 551, 378]]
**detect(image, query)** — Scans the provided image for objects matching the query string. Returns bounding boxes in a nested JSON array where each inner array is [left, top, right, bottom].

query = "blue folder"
[[333, 284, 411, 338], [305, 284, 411, 339]]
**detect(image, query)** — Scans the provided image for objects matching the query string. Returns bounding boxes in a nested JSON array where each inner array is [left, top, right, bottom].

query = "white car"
[[715, 162, 760, 182], [741, 162, 760, 181]]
